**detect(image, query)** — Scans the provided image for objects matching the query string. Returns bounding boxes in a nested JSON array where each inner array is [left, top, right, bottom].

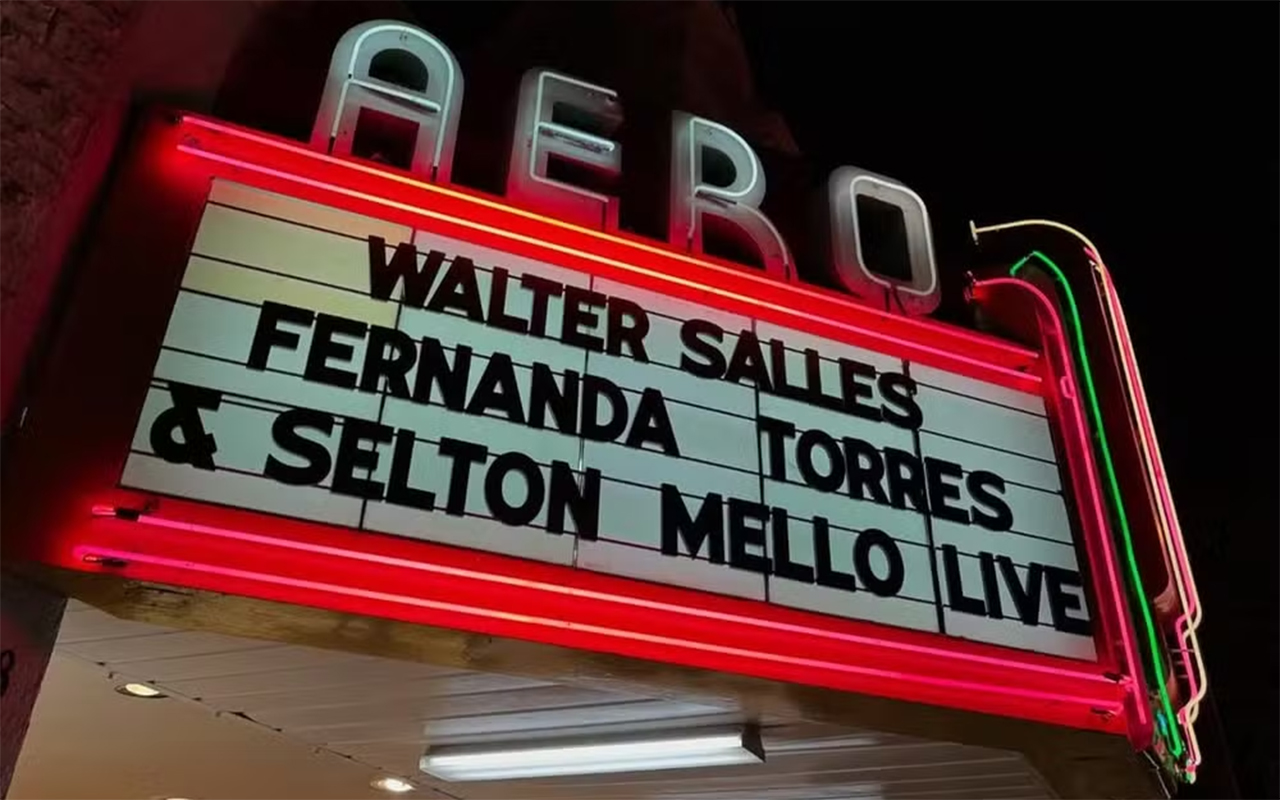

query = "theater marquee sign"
[[132, 179, 1094, 660], [2, 17, 1205, 789]]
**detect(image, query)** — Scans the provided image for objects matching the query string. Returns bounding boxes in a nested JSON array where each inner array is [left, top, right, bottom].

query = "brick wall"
[[1, 2, 137, 290], [0, 1, 266, 427], [0, 2, 270, 786], [0, 2, 139, 420]]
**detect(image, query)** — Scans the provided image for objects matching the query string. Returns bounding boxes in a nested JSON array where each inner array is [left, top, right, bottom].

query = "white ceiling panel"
[[163, 657, 462, 700], [11, 601, 1051, 800]]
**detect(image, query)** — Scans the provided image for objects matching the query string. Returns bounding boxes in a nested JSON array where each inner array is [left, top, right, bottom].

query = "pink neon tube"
[[174, 143, 1039, 389], [1090, 250, 1205, 774], [71, 542, 1123, 713], [177, 115, 1037, 363], [1090, 252, 1202, 628], [971, 219, 1202, 772], [88, 506, 1108, 684], [971, 276, 1152, 741]]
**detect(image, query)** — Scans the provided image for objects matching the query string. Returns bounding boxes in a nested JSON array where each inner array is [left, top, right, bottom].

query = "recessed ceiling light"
[[116, 682, 166, 699], [371, 776, 415, 794]]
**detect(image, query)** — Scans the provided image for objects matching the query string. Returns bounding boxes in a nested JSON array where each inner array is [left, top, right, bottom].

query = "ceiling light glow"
[[116, 682, 166, 699], [370, 776, 416, 794], [420, 726, 764, 781]]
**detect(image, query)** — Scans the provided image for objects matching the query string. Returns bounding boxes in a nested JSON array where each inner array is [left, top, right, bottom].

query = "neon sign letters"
[[312, 21, 942, 316]]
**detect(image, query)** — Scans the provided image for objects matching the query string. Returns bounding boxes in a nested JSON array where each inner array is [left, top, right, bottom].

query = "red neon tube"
[[169, 114, 1042, 393], [73, 504, 1129, 734], [27, 111, 1153, 744], [88, 505, 1116, 685], [970, 276, 1153, 748], [1092, 252, 1204, 775]]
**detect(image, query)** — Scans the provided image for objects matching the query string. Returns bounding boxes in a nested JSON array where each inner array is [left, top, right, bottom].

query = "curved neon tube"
[[974, 223, 1202, 632], [1089, 253, 1203, 634], [970, 276, 1152, 744], [176, 144, 1037, 390], [1004, 251, 1181, 760], [1093, 255, 1205, 778], [178, 115, 1037, 362], [973, 219, 1204, 776]]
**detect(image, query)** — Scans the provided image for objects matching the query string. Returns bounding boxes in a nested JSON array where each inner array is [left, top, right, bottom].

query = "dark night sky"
[[410, 2, 1278, 796], [726, 5, 1278, 797]]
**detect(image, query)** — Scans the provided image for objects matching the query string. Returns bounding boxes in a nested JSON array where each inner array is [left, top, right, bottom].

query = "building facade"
[[1, 3, 1207, 798]]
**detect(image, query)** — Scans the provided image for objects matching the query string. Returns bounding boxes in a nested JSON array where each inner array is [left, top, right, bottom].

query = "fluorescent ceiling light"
[[420, 725, 764, 781]]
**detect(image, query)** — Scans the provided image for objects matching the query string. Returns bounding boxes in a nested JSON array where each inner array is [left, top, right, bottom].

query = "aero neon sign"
[[312, 20, 942, 316]]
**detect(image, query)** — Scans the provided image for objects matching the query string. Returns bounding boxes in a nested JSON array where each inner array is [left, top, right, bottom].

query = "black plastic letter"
[[331, 417, 392, 500], [484, 451, 545, 527], [852, 528, 905, 597], [264, 407, 334, 486], [660, 485, 724, 563]]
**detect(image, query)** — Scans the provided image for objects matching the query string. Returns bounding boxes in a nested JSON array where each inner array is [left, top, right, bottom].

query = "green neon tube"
[[1009, 251, 1184, 760]]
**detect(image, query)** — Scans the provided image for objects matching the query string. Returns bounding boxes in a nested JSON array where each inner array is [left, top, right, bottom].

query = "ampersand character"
[[149, 382, 223, 470]]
